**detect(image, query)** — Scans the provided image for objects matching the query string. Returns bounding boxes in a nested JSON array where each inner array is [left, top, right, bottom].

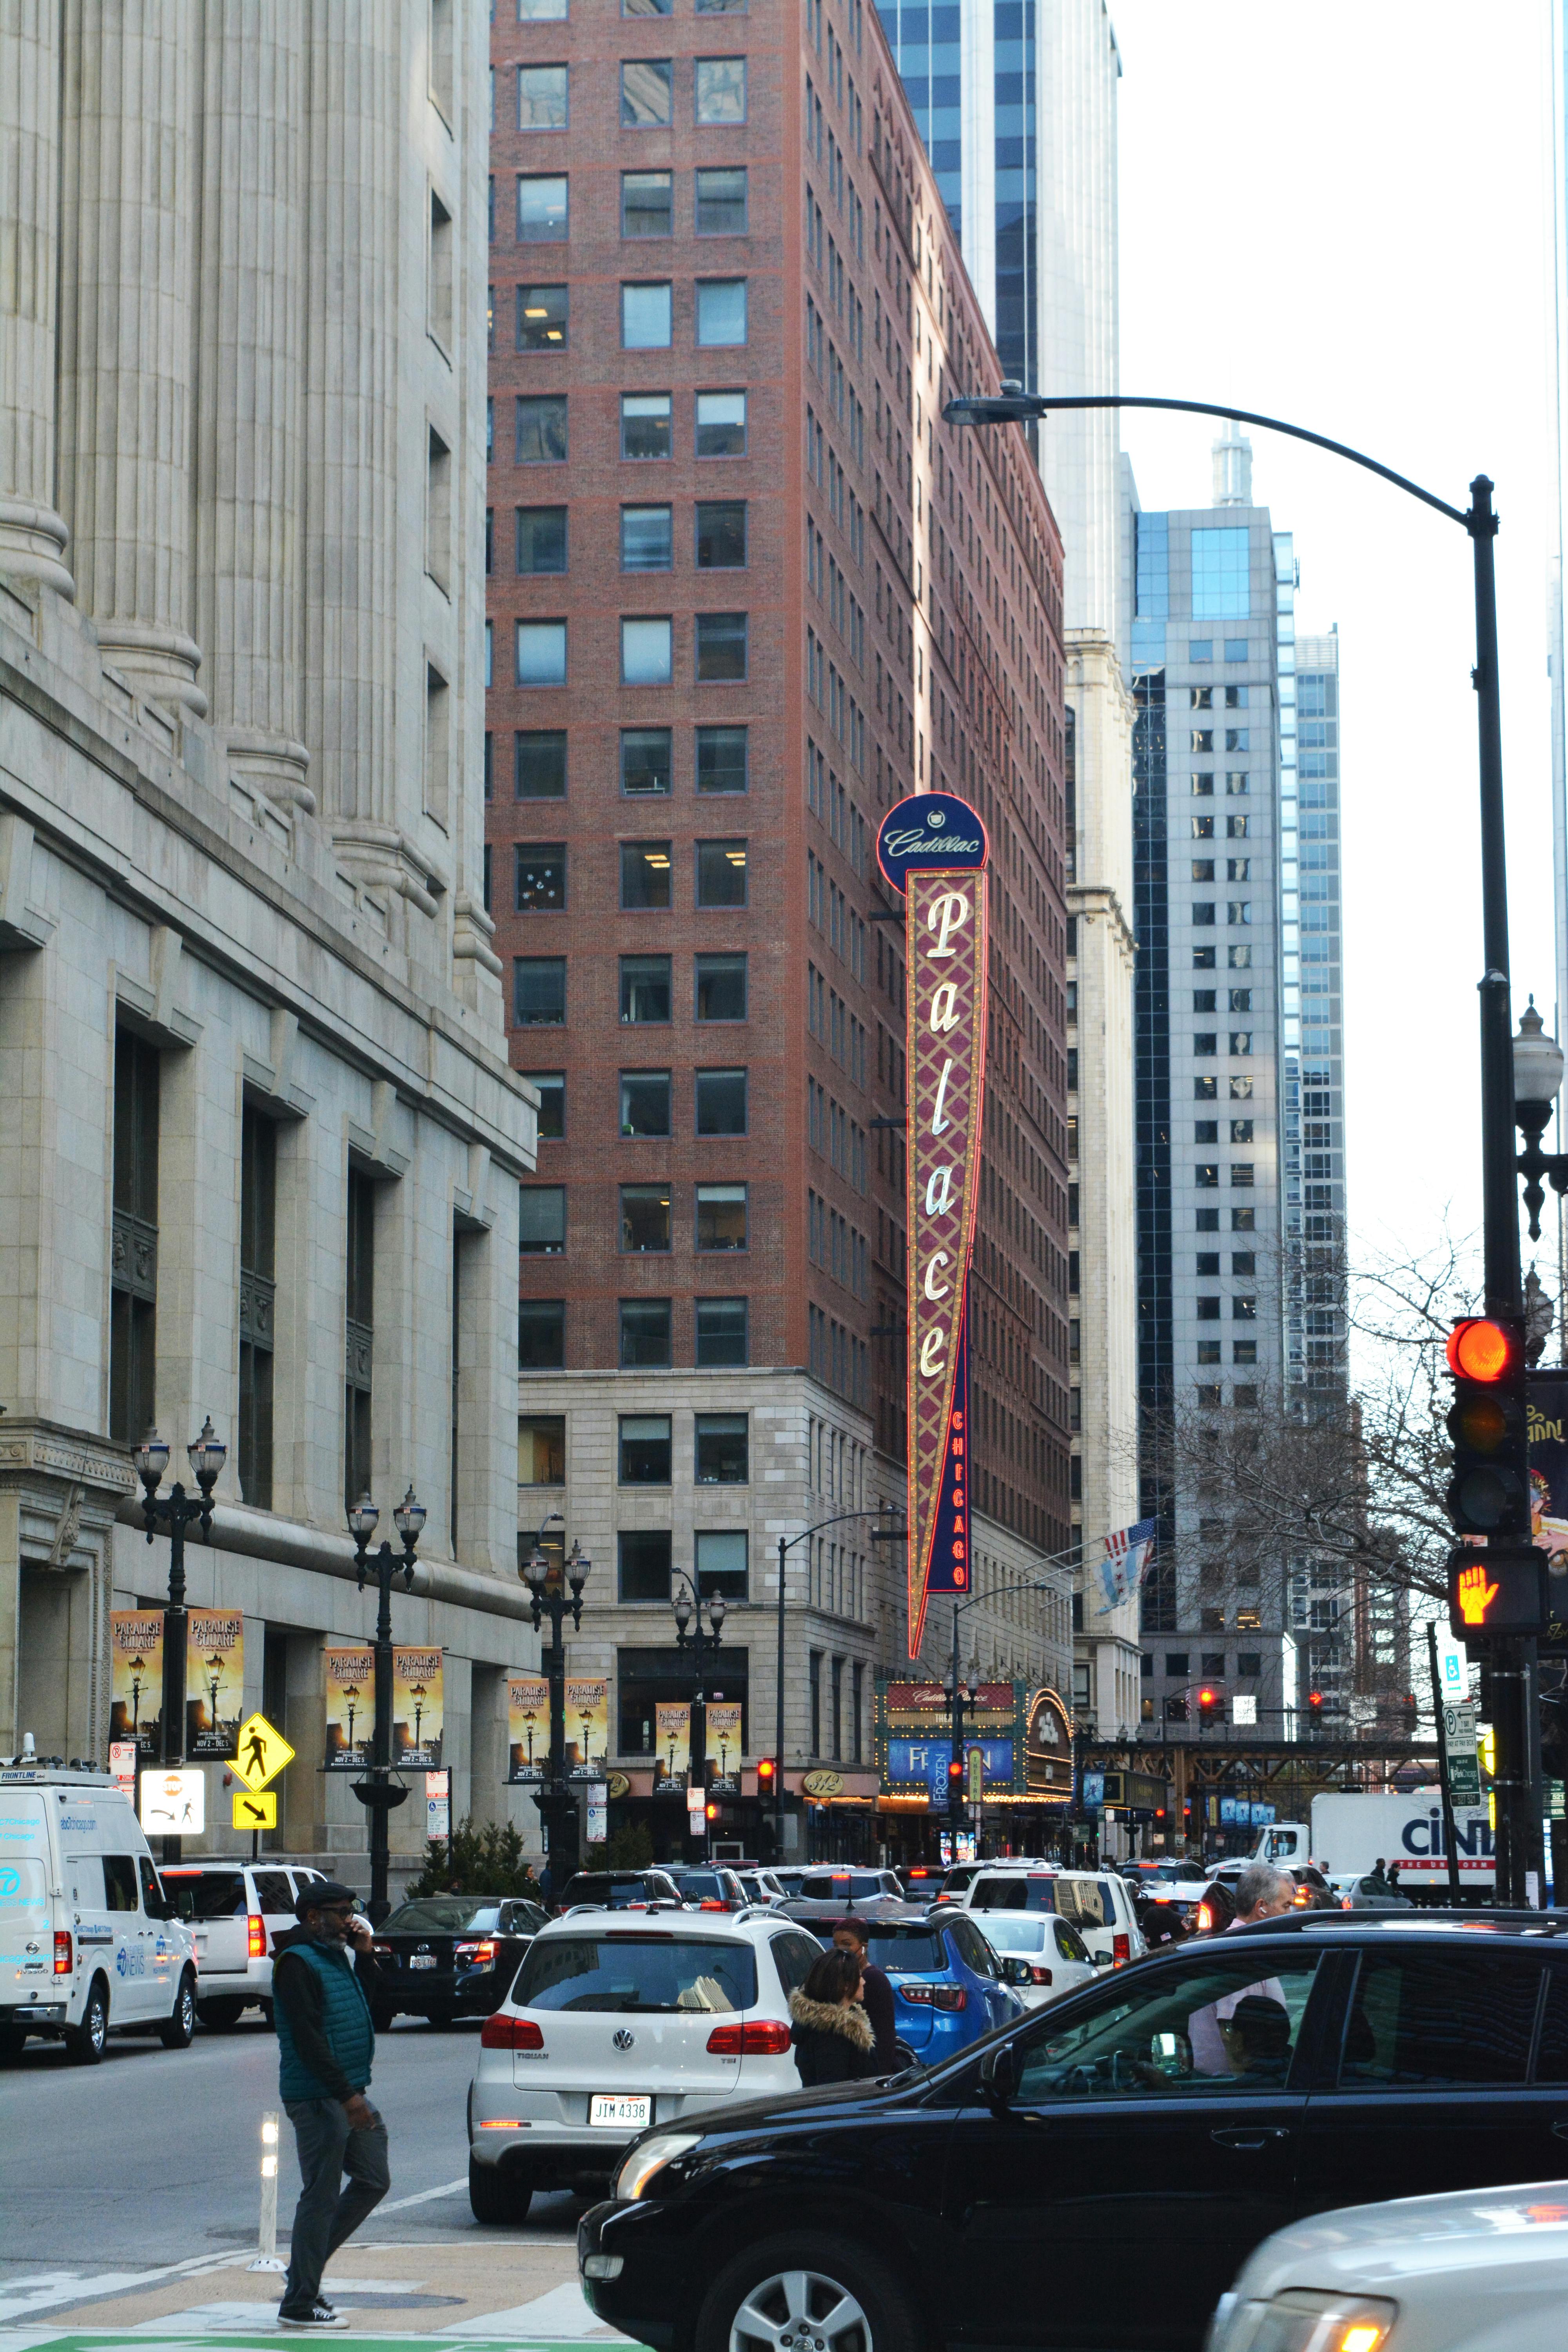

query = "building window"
[[238, 1106, 276, 1510], [517, 506, 568, 573], [625, 0, 673, 14], [519, 1414, 566, 1484], [696, 1529, 747, 1600], [695, 165, 748, 232], [621, 1069, 672, 1136], [695, 951, 746, 1020], [809, 1651, 822, 1755], [852, 1662, 865, 1763], [622, 281, 672, 348], [517, 62, 568, 129], [621, 952, 672, 1023], [620, 727, 672, 798], [622, 616, 673, 685], [519, 1185, 566, 1254], [1191, 524, 1250, 619], [696, 613, 747, 681], [516, 394, 567, 462], [517, 173, 568, 240], [695, 1068, 746, 1135], [694, 56, 746, 120], [696, 837, 747, 904], [695, 1296, 747, 1364], [621, 391, 672, 457], [831, 1656, 843, 1760], [345, 1168, 375, 1514], [695, 1181, 747, 1248], [621, 1183, 672, 1251], [619, 1528, 673, 1602], [695, 279, 747, 345], [621, 839, 673, 908], [622, 505, 673, 570], [516, 729, 566, 798], [620, 1302, 672, 1369], [518, 1298, 566, 1369], [517, 619, 566, 685], [109, 1030, 160, 1447], [517, 283, 568, 349], [621, 59, 673, 125], [696, 724, 747, 792], [532, 1073, 565, 1138], [515, 842, 566, 912], [619, 1414, 673, 1484], [622, 171, 672, 236], [696, 389, 746, 455], [513, 956, 566, 1025], [696, 501, 746, 567]]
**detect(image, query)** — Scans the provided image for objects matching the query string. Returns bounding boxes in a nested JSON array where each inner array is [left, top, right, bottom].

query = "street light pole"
[[348, 1486, 426, 1924], [521, 1537, 591, 1883], [133, 1417, 226, 1864], [673, 1570, 726, 1858]]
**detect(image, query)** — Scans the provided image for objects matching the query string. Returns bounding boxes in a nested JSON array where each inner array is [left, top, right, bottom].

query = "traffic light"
[[705, 1800, 719, 1822], [1446, 1545, 1549, 1639], [947, 1756, 964, 1787], [1444, 1316, 1528, 1538], [1307, 1690, 1324, 1715], [1197, 1687, 1219, 1730], [757, 1756, 776, 1792]]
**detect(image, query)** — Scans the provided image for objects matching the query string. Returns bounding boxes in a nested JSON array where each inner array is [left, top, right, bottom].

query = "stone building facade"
[[0, 0, 536, 1887]]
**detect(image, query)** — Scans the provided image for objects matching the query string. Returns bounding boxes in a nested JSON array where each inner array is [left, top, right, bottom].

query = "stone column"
[[194, 0, 312, 808], [0, 0, 73, 595], [57, 0, 205, 713]]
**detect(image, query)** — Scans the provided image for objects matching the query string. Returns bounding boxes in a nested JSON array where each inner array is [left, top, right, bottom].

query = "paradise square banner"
[[324, 1646, 375, 1770], [109, 1610, 165, 1759], [392, 1648, 444, 1769], [508, 1674, 550, 1783], [565, 1677, 610, 1778], [705, 1700, 743, 1791], [653, 1701, 691, 1793], [185, 1610, 244, 1759]]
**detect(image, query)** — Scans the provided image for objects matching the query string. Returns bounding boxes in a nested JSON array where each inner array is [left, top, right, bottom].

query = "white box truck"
[[1249, 1791, 1494, 1889]]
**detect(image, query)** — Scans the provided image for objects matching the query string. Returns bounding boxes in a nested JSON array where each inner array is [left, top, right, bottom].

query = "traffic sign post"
[[232, 1711, 295, 1794], [232, 1789, 278, 1832]]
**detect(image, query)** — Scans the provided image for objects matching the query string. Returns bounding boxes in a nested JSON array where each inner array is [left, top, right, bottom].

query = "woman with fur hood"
[[787, 1945, 882, 2087]]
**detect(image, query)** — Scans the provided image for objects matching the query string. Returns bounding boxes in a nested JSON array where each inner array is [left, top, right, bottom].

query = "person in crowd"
[[788, 1946, 881, 2087], [1137, 1896, 1189, 1949], [830, 1915, 899, 2071], [1187, 1864, 1296, 2077]]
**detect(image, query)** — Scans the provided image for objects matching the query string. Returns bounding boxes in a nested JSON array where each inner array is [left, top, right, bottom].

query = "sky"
[[1109, 0, 1557, 1312]]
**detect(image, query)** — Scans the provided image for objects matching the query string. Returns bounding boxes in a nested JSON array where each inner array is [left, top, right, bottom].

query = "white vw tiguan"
[[467, 1907, 822, 2222]]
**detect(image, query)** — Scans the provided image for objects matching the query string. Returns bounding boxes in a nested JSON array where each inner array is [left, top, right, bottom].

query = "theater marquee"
[[877, 791, 990, 1656]]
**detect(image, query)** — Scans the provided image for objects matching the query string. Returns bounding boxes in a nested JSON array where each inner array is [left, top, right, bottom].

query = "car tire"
[[197, 1997, 246, 2030], [159, 1971, 197, 2050], [65, 1979, 109, 2066], [695, 2232, 918, 2352], [0, 2024, 29, 2061], [260, 1999, 274, 2027], [468, 2157, 532, 2225]]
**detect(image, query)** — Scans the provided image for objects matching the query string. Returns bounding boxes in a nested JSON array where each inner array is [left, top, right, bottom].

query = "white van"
[[957, 1864, 1147, 1966], [0, 1758, 199, 2062]]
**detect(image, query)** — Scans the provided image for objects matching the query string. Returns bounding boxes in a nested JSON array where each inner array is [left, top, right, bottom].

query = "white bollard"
[[247, 2110, 287, 2274]]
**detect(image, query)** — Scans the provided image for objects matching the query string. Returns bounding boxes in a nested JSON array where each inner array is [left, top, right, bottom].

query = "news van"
[[0, 1753, 199, 2062]]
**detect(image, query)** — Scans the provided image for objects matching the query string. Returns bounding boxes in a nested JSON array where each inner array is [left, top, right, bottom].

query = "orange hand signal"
[[1457, 1563, 1499, 1625]]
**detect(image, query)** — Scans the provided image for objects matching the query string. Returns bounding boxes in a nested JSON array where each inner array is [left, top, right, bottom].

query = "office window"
[[1196, 1252, 1220, 1276], [1193, 946, 1216, 969], [517, 174, 568, 240], [621, 1183, 672, 1251], [622, 171, 673, 236], [1194, 990, 1217, 1012], [517, 506, 568, 573], [1189, 641, 1212, 663], [1233, 1297, 1258, 1323], [1191, 773, 1214, 797], [1229, 945, 1252, 969], [518, 1298, 566, 1368], [1194, 1034, 1217, 1058], [1231, 1164, 1255, 1188], [513, 956, 566, 1025], [1224, 638, 1249, 661], [695, 951, 746, 1020], [517, 62, 568, 128], [831, 1657, 844, 1760], [695, 1067, 746, 1134], [1190, 687, 1212, 710], [696, 724, 748, 791], [519, 0, 568, 18], [1195, 1121, 1218, 1144], [516, 394, 567, 462], [620, 1413, 673, 1483], [622, 726, 673, 797], [622, 616, 673, 684], [1229, 988, 1252, 1013], [1226, 772, 1250, 795], [1232, 1207, 1256, 1232], [1192, 860, 1214, 882], [621, 839, 673, 908], [695, 56, 746, 119], [696, 501, 746, 567], [345, 1167, 375, 1513], [622, 505, 673, 570], [1191, 525, 1250, 619], [695, 1528, 748, 1597], [809, 1651, 822, 1755], [485, 506, 494, 573], [695, 166, 748, 233], [1230, 1076, 1254, 1100], [695, 1297, 748, 1365], [621, 59, 673, 125], [1233, 1251, 1256, 1276], [1226, 730, 1249, 753], [620, 1301, 672, 1368], [517, 619, 566, 685], [622, 281, 673, 348], [517, 283, 567, 348], [1230, 1033, 1253, 1056], [519, 1415, 566, 1484], [621, 953, 672, 1023], [696, 279, 747, 344], [1195, 1164, 1219, 1189], [696, 838, 747, 904], [1197, 1297, 1220, 1321], [621, 1069, 672, 1136], [696, 1181, 747, 1248], [696, 0, 747, 11], [1230, 1119, 1254, 1144], [625, 0, 672, 13], [515, 843, 566, 912], [695, 1412, 748, 1482], [622, 391, 672, 457], [696, 389, 747, 455], [1225, 686, 1249, 710], [516, 728, 566, 798], [1194, 1076, 1217, 1101], [619, 1529, 672, 1604], [238, 1106, 276, 1511], [109, 1030, 160, 1447], [696, 611, 747, 679], [532, 1073, 565, 1138], [519, 1185, 566, 1253], [1233, 1340, 1257, 1365], [1227, 814, 1250, 839], [1196, 1341, 1221, 1366]]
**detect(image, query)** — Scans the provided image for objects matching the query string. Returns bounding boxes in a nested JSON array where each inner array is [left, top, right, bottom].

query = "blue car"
[[804, 1907, 1024, 2060]]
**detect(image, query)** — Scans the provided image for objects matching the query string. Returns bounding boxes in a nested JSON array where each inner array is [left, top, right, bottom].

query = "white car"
[[467, 1907, 824, 2223], [160, 1859, 328, 2026], [732, 1869, 786, 1906], [794, 1867, 905, 1904], [1209, 2178, 1568, 2352], [971, 1910, 1100, 2007], [956, 1865, 1148, 1966]]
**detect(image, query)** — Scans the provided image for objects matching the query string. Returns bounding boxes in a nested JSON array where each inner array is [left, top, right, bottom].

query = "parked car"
[[732, 1868, 786, 1906], [662, 1865, 748, 1911], [959, 1864, 1148, 1965], [555, 1869, 685, 1914], [160, 1859, 328, 2027], [895, 1863, 949, 1900], [467, 1906, 823, 2222], [767, 1868, 813, 1898], [370, 1894, 548, 2028], [793, 1867, 904, 1905], [795, 1905, 1025, 2060], [971, 1909, 1100, 2007], [1206, 1858, 1338, 1911], [577, 1911, 1568, 2352], [1211, 2175, 1568, 2352], [1338, 1871, 1417, 1911]]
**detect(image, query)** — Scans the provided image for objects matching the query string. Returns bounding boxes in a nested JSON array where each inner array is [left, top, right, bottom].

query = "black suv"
[[557, 1869, 684, 1913], [579, 1913, 1568, 2352]]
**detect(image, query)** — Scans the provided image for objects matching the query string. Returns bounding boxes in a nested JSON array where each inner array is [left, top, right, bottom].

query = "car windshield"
[[562, 1876, 668, 1907], [977, 1916, 1052, 1956], [161, 1869, 247, 1920], [970, 1876, 1057, 1914], [671, 1872, 732, 1900], [381, 1900, 503, 1934], [800, 1873, 884, 1900], [514, 1933, 757, 2013], [862, 1926, 947, 1973]]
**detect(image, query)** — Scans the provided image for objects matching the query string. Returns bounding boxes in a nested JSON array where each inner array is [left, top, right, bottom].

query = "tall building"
[[485, 0, 1074, 1858], [1542, 0, 1568, 1329], [0, 2, 533, 1887]]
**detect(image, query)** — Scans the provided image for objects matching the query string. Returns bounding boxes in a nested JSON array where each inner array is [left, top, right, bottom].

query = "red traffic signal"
[[757, 1757, 776, 1786], [947, 1757, 964, 1784], [1308, 1690, 1324, 1710], [1198, 1687, 1217, 1709], [1447, 1545, 1550, 1639], [1445, 1314, 1527, 1538], [705, 1801, 719, 1821], [1445, 1319, 1517, 1382]]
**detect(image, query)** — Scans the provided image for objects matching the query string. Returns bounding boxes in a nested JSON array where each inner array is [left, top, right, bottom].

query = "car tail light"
[[705, 2019, 793, 2055], [698, 1899, 726, 1911], [480, 2012, 543, 2050], [248, 1914, 266, 1960], [1341, 1895, 1354, 1911], [372, 1941, 392, 1957], [1292, 1886, 1310, 1908], [1112, 1933, 1130, 1964], [931, 1984, 967, 2011], [54, 1930, 72, 1976], [1196, 1902, 1215, 1932], [456, 1940, 497, 1968], [1029, 1965, 1053, 1985]]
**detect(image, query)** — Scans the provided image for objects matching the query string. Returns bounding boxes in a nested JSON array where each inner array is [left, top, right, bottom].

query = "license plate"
[[589, 2093, 651, 2129], [409, 1954, 438, 1970]]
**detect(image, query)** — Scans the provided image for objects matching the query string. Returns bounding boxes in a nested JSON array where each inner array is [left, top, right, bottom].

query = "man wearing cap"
[[272, 1882, 389, 2328]]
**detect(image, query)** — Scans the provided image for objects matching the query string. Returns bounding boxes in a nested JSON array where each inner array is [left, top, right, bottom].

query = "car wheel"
[[197, 1997, 246, 2030], [159, 1970, 197, 2049], [696, 2233, 917, 2352], [467, 2157, 532, 2225], [0, 2025, 29, 2061], [260, 1999, 274, 2027], [65, 1979, 109, 2066]]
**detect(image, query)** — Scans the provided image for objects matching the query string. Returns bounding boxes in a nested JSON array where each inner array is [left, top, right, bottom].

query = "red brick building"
[[486, 0, 1072, 1854]]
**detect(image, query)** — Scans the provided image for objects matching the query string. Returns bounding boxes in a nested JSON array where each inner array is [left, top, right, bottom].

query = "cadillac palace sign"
[[877, 791, 990, 1655]]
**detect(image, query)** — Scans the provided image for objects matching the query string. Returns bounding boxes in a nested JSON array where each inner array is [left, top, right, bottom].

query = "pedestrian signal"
[[1444, 1316, 1528, 1539], [1446, 1545, 1549, 1639]]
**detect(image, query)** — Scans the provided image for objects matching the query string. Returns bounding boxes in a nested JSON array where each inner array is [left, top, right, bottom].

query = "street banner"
[[653, 1701, 691, 1793], [324, 1646, 375, 1770], [876, 791, 990, 1657], [1527, 1372, 1568, 1639], [109, 1610, 165, 1759], [185, 1610, 244, 1759], [565, 1677, 609, 1778], [1094, 1520, 1158, 1615], [392, 1648, 444, 1769], [508, 1674, 550, 1783], [705, 1701, 743, 1791]]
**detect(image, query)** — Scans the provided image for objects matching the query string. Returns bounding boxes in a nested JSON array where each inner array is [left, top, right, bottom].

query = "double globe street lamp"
[[133, 1417, 227, 1860], [671, 1570, 726, 1855], [521, 1532, 592, 1878], [348, 1485, 426, 1922]]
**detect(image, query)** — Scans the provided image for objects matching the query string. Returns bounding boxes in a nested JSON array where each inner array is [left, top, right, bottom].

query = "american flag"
[[1094, 1519, 1158, 1614]]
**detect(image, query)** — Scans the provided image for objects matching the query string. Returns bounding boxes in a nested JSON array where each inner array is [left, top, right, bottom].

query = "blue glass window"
[[1191, 526, 1250, 620]]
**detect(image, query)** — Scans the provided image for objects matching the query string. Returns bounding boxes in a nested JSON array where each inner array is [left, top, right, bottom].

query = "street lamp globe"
[[709, 1593, 727, 1635], [348, 1492, 379, 1544], [394, 1485, 426, 1544], [1514, 998, 1565, 1109], [133, 1430, 171, 1487], [567, 1541, 592, 1590], [673, 1587, 693, 1636], [187, 1415, 227, 1487], [522, 1546, 549, 1594]]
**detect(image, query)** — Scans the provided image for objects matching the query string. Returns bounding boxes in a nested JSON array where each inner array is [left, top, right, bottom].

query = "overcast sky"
[[1110, 0, 1556, 1310]]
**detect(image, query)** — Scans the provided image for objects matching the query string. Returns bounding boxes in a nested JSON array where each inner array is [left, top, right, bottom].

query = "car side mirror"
[[1001, 1956, 1031, 1986], [978, 2040, 1018, 2108], [1091, 1949, 1113, 1967]]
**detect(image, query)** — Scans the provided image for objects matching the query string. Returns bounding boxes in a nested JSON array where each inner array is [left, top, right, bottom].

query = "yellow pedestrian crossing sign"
[[233, 1789, 278, 1829], [234, 1712, 294, 1793]]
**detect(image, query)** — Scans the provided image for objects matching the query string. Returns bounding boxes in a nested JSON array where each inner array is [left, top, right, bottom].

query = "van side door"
[[103, 1852, 155, 2018]]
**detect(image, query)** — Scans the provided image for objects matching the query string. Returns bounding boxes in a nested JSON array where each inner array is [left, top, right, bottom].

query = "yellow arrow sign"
[[232, 1789, 278, 1829], [233, 1711, 295, 1793]]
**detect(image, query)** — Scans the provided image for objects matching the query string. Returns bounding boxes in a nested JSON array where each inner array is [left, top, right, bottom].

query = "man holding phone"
[[272, 1881, 390, 2328]]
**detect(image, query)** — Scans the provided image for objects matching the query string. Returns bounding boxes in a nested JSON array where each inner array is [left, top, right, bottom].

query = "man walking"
[[830, 1916, 899, 2072], [272, 1882, 389, 2328]]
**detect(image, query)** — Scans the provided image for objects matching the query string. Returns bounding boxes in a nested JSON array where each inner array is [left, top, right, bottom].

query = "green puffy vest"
[[274, 1936, 375, 2102]]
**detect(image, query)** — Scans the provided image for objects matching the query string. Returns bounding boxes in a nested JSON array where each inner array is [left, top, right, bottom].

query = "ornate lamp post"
[[672, 1570, 726, 1858], [520, 1535, 591, 1880], [133, 1416, 226, 1860], [348, 1485, 426, 1922]]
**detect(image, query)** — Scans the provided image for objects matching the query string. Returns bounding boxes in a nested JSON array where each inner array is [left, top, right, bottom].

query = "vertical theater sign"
[[877, 792, 990, 1656]]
